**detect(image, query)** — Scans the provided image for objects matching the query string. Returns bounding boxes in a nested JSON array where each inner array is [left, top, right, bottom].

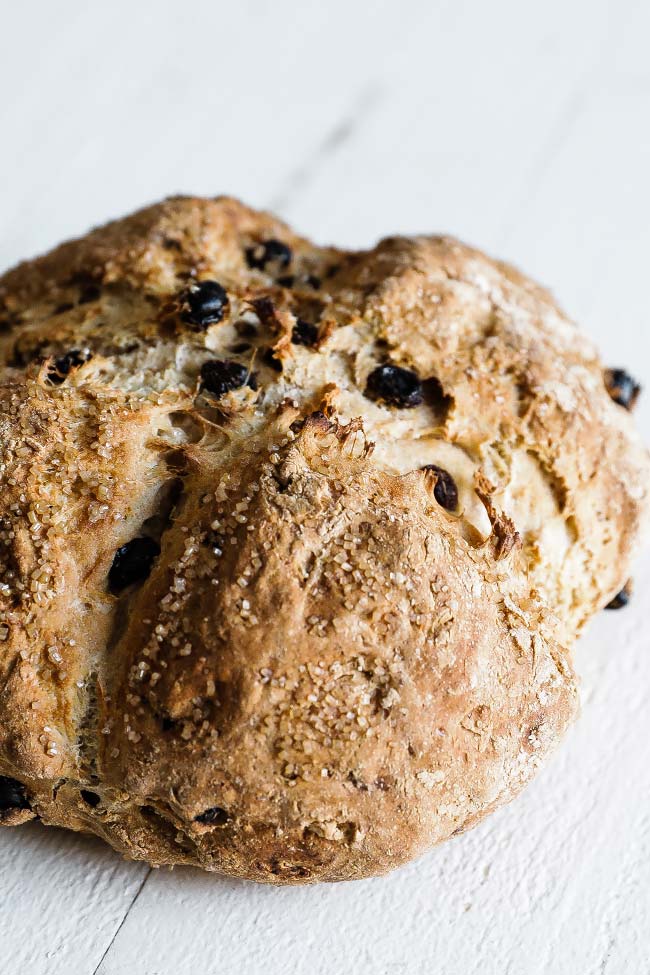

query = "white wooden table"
[[2, 2, 650, 972]]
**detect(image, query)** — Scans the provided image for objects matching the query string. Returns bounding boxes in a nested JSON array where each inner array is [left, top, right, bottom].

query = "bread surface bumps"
[[0, 197, 647, 882]]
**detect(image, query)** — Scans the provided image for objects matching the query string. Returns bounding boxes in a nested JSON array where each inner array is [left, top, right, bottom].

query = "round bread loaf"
[[0, 197, 647, 882]]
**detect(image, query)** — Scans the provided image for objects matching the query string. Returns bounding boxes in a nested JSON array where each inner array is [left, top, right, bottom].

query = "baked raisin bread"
[[0, 197, 647, 882]]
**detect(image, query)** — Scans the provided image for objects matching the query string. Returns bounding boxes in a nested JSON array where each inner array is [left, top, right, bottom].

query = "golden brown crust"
[[0, 196, 647, 883]]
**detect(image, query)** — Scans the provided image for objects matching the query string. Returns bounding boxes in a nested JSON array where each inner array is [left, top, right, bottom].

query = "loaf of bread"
[[0, 197, 647, 882]]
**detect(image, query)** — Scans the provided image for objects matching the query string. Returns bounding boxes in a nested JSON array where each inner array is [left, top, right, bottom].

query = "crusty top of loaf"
[[0, 197, 646, 881]]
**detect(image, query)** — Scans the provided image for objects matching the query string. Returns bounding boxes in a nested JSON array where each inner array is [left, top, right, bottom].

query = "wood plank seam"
[[92, 868, 152, 975], [499, 8, 621, 249], [268, 84, 384, 213]]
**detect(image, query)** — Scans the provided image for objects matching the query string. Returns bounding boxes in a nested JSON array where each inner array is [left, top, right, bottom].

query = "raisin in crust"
[[0, 197, 647, 883]]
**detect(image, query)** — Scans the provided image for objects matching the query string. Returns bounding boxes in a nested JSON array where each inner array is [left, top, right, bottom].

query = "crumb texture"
[[0, 196, 647, 883]]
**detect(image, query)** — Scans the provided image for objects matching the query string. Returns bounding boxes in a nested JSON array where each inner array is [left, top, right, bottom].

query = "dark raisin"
[[276, 274, 295, 288], [421, 464, 459, 511], [251, 296, 279, 329], [230, 342, 252, 354], [199, 359, 257, 398], [182, 280, 229, 328], [262, 347, 283, 372], [162, 237, 182, 251], [54, 302, 74, 315], [80, 789, 101, 808], [604, 368, 641, 411], [108, 537, 160, 594], [195, 806, 229, 826], [365, 364, 423, 408], [234, 319, 258, 338], [305, 274, 321, 289], [605, 580, 632, 610], [0, 775, 30, 811], [47, 348, 91, 385], [78, 284, 101, 304], [291, 318, 319, 347], [422, 376, 453, 417], [245, 239, 292, 272], [161, 717, 175, 732]]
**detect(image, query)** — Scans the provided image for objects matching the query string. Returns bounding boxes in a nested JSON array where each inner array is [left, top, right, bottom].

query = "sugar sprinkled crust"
[[0, 196, 647, 882]]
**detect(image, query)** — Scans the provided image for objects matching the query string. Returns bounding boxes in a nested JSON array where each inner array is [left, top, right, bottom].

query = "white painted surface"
[[1, 1, 649, 972]]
